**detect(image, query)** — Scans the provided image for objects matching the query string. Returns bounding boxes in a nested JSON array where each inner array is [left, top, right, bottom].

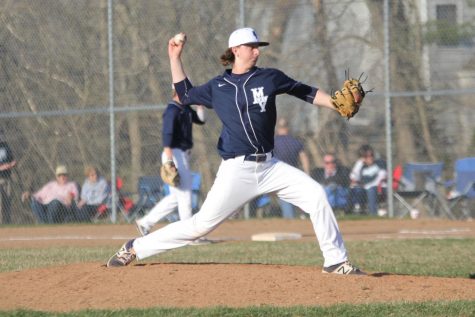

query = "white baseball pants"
[[136, 149, 193, 231], [133, 155, 348, 267]]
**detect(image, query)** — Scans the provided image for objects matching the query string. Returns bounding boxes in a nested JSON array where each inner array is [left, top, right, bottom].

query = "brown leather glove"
[[331, 78, 366, 119], [160, 161, 180, 187]]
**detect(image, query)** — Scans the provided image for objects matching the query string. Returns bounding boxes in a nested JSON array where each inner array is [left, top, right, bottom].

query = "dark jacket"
[[311, 165, 351, 188]]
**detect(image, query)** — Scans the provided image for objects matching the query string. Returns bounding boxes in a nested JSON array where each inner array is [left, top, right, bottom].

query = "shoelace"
[[345, 261, 362, 273], [116, 247, 135, 264]]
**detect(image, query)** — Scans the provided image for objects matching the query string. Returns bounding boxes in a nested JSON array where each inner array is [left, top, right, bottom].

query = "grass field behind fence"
[[1, 236, 474, 316]]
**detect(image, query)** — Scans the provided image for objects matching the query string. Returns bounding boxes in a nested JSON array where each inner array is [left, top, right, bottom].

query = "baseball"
[[173, 33, 186, 45]]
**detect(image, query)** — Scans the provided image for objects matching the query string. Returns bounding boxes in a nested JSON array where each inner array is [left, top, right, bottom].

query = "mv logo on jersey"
[[250, 87, 268, 112]]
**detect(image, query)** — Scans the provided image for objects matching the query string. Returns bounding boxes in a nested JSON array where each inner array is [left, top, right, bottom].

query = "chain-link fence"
[[0, 0, 474, 225]]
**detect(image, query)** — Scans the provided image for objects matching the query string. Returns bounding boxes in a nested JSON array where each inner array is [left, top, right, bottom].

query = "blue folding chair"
[[447, 157, 475, 220], [129, 176, 164, 220], [254, 194, 272, 218], [191, 172, 202, 213], [394, 162, 454, 219]]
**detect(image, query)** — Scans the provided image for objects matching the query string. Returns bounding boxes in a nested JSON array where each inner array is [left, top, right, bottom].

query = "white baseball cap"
[[228, 27, 269, 48], [55, 165, 68, 176]]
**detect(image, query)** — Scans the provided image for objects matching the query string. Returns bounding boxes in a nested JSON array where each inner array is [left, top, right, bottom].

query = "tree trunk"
[[311, 0, 349, 165]]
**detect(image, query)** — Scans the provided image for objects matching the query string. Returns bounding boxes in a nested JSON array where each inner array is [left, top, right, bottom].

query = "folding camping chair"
[[190, 172, 203, 213], [446, 157, 475, 220], [93, 177, 136, 223], [393, 162, 454, 219], [127, 175, 164, 220]]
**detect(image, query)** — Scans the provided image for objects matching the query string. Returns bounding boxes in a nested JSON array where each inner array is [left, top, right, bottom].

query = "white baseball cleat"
[[189, 237, 213, 246], [322, 261, 366, 275], [135, 220, 149, 236]]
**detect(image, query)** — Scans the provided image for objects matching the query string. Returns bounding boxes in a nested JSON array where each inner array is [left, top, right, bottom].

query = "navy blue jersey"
[[162, 101, 205, 151], [174, 67, 317, 159]]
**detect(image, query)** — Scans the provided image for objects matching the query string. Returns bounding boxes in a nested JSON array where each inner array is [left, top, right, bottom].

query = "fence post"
[[108, 0, 117, 223], [384, 0, 394, 218]]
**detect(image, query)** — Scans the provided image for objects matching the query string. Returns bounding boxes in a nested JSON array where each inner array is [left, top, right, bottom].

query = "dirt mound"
[[1, 262, 474, 312], [1, 219, 474, 312]]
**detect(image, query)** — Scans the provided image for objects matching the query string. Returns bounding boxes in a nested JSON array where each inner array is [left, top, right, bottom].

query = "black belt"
[[244, 152, 273, 162]]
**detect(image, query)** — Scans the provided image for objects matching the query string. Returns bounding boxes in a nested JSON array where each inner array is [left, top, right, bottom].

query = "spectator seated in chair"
[[22, 165, 79, 223], [77, 166, 109, 222], [350, 145, 387, 216], [312, 153, 351, 213]]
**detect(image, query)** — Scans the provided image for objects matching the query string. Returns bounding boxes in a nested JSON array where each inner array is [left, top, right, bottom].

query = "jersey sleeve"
[[273, 69, 318, 104], [174, 77, 213, 108]]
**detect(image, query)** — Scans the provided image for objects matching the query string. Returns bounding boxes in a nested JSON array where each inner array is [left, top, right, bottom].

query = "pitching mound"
[[0, 262, 474, 312], [0, 219, 474, 312]]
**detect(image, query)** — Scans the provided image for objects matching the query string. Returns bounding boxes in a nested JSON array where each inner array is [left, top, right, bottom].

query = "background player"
[[273, 117, 310, 219], [107, 27, 365, 275], [135, 86, 205, 236]]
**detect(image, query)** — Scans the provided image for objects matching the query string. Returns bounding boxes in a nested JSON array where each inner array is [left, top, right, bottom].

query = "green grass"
[[0, 301, 474, 316], [1, 239, 474, 278], [1, 238, 474, 316]]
